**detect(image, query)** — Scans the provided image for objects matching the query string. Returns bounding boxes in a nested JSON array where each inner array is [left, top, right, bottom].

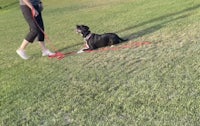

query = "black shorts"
[[20, 5, 44, 43]]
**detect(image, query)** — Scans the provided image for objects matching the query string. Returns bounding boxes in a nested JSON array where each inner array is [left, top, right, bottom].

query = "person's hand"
[[31, 8, 39, 17], [39, 3, 44, 11]]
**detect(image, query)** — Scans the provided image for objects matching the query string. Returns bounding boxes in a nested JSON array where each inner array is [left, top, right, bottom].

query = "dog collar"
[[84, 33, 92, 42]]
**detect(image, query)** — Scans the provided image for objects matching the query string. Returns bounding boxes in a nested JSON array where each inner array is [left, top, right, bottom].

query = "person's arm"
[[22, 0, 39, 17]]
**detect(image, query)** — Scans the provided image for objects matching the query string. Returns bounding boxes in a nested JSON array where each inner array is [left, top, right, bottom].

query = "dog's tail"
[[119, 37, 128, 43]]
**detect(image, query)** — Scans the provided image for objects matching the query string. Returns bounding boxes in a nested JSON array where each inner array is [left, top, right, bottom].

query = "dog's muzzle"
[[76, 29, 82, 34]]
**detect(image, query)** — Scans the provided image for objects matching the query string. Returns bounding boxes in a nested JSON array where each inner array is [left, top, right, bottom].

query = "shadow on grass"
[[125, 14, 190, 40], [0, 2, 18, 9], [57, 42, 83, 52], [119, 4, 200, 40]]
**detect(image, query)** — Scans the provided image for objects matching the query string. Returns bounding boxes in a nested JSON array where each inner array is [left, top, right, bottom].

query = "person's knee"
[[26, 28, 38, 42], [30, 28, 38, 35]]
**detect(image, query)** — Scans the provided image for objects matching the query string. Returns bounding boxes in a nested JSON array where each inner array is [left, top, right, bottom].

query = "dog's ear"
[[83, 25, 89, 31], [85, 26, 89, 30]]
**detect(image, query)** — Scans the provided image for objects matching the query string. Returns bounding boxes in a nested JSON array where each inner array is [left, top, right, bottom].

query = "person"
[[17, 0, 54, 60]]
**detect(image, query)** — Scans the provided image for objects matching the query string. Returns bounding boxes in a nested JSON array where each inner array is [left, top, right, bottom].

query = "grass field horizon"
[[1, 0, 200, 125]]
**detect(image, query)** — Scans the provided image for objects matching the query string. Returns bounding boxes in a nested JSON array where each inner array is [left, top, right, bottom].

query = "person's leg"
[[21, 5, 38, 43], [35, 7, 55, 56], [39, 41, 55, 56], [38, 41, 46, 51], [17, 5, 37, 59], [19, 39, 29, 50]]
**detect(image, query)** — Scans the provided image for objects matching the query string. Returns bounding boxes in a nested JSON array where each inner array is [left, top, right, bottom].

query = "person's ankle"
[[42, 49, 55, 56]]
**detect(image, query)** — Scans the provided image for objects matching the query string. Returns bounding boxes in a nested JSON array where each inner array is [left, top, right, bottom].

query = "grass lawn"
[[0, 0, 200, 125]]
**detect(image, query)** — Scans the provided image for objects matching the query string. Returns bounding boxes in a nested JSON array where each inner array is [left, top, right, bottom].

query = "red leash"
[[48, 41, 152, 59]]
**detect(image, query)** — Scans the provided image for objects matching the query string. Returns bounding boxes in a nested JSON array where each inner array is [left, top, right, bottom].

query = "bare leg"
[[19, 39, 29, 50], [38, 41, 46, 51]]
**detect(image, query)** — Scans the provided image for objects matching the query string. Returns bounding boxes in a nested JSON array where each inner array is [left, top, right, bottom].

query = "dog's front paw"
[[77, 49, 85, 54]]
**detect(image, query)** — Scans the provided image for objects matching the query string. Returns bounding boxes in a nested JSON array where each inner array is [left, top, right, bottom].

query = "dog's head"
[[76, 25, 90, 37]]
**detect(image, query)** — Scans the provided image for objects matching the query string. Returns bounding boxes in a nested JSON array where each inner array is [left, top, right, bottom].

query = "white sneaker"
[[42, 49, 55, 56], [16, 49, 29, 60]]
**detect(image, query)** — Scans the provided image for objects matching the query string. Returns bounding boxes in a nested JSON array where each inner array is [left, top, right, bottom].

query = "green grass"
[[0, 0, 18, 9], [1, 0, 200, 125]]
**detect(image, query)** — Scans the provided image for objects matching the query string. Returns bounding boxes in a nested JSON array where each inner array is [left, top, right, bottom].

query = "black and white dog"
[[76, 25, 127, 53]]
